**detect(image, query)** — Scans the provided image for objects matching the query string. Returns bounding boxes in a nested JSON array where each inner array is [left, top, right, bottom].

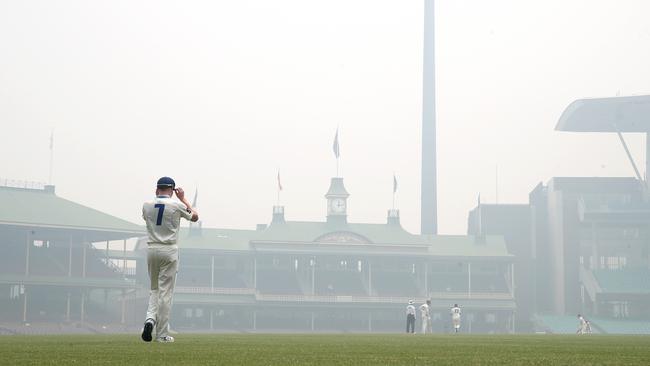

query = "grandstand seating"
[[534, 314, 584, 334], [1, 244, 26, 274], [428, 274, 468, 293], [29, 246, 69, 276], [372, 272, 419, 297], [177, 268, 248, 288], [593, 268, 650, 293], [256, 269, 303, 294], [589, 317, 650, 334], [315, 270, 365, 295], [471, 275, 509, 292]]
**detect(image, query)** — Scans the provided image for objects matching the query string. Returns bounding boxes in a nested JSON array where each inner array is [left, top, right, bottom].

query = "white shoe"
[[156, 336, 175, 343]]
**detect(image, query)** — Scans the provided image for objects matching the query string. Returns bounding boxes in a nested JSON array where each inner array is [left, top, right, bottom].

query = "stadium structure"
[[0, 183, 144, 334], [1, 96, 649, 335], [136, 177, 516, 333], [0, 178, 516, 334], [468, 95, 650, 334]]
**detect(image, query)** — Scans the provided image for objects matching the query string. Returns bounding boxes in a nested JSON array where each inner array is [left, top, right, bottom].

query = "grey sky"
[[1, 0, 649, 234]]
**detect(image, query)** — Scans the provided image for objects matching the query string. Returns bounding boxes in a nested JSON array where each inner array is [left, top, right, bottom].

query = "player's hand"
[[174, 187, 185, 201]]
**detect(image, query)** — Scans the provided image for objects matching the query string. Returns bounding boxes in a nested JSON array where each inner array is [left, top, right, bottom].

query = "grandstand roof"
[[556, 95, 650, 132], [0, 185, 144, 240], [167, 221, 511, 258]]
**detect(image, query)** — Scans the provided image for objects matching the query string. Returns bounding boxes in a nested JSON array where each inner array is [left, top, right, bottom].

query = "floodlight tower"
[[421, 0, 438, 235]]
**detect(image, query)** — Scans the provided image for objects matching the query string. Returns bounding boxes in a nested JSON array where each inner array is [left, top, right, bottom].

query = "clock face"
[[330, 198, 346, 213]]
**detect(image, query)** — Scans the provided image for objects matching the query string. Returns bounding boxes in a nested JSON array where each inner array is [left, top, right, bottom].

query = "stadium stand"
[[589, 318, 650, 335], [534, 315, 585, 334], [592, 269, 650, 294]]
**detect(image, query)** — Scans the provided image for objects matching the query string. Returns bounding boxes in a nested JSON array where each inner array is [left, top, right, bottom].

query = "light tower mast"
[[421, 0, 438, 234]]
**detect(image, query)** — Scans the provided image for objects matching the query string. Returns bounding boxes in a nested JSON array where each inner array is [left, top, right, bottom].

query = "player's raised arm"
[[174, 187, 199, 222]]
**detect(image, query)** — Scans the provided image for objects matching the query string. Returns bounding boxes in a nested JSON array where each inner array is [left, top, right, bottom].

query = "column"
[[310, 311, 315, 332], [253, 257, 257, 289], [121, 289, 126, 324], [253, 310, 257, 331], [68, 236, 73, 277], [311, 258, 315, 296], [25, 231, 30, 276], [82, 245, 87, 278], [424, 262, 428, 297], [590, 223, 599, 270], [22, 286, 28, 323], [646, 132, 649, 193], [368, 261, 372, 296], [123, 239, 127, 273], [80, 291, 86, 323], [210, 309, 214, 331], [468, 262, 472, 299], [511, 263, 515, 298], [211, 256, 215, 291], [66, 292, 71, 322]]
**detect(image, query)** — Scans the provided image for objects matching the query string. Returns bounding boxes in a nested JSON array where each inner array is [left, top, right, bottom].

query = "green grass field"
[[2, 333, 650, 365]]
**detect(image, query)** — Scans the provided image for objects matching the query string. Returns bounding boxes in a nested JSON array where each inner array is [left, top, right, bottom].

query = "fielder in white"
[[141, 177, 198, 343], [576, 314, 587, 335], [419, 299, 432, 334], [450, 304, 461, 333]]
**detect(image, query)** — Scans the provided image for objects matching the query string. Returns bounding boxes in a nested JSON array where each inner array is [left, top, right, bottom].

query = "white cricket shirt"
[[142, 195, 193, 245], [420, 303, 430, 318]]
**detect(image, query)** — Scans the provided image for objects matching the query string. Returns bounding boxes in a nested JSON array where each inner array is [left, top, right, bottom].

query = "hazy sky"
[[1, 0, 649, 235]]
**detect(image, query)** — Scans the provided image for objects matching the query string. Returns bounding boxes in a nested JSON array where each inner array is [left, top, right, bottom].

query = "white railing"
[[175, 287, 256, 295], [172, 286, 513, 303], [0, 178, 46, 190], [256, 292, 512, 304]]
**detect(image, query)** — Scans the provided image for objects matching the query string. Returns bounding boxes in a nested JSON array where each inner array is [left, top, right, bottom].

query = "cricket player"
[[577, 314, 587, 335], [419, 299, 432, 334], [451, 304, 461, 333], [141, 177, 198, 343], [406, 300, 416, 334]]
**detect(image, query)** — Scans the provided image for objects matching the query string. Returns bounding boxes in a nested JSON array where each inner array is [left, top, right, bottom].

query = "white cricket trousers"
[[421, 317, 431, 334], [145, 244, 178, 339]]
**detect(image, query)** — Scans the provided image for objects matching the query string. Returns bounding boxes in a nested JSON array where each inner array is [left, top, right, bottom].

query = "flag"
[[393, 174, 398, 193], [277, 171, 283, 191], [332, 128, 340, 159]]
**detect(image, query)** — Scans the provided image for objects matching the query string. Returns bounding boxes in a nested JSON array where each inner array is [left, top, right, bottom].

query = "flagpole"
[[336, 157, 339, 177], [48, 130, 54, 185], [277, 170, 282, 206], [392, 173, 397, 210], [333, 127, 340, 177]]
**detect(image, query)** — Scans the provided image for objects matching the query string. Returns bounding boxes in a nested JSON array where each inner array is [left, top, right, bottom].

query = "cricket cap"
[[157, 176, 176, 189]]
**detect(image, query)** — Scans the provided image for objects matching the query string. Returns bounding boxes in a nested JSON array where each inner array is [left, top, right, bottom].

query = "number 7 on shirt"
[[154, 204, 165, 225]]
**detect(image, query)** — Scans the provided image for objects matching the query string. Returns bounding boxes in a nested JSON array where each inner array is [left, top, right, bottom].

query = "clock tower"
[[325, 177, 349, 224]]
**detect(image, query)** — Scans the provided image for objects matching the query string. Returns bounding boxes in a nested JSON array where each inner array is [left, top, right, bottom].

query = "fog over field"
[[1, 0, 649, 234]]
